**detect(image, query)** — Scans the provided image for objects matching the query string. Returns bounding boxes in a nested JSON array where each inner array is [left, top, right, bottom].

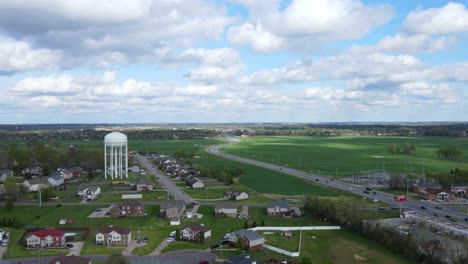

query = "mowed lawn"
[[222, 136, 468, 177]]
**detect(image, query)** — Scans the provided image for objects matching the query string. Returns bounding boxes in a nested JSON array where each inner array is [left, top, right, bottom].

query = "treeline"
[[0, 217, 21, 228], [0, 128, 220, 141], [427, 169, 468, 186], [437, 145, 464, 161], [305, 196, 467, 264], [388, 142, 416, 155], [197, 166, 244, 184], [6, 141, 103, 174]]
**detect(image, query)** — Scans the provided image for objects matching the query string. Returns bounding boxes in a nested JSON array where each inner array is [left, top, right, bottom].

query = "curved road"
[[207, 140, 468, 227]]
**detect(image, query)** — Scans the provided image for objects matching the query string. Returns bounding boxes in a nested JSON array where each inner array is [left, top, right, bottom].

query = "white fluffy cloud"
[[0, 36, 62, 73], [402, 2, 468, 35], [228, 0, 393, 52]]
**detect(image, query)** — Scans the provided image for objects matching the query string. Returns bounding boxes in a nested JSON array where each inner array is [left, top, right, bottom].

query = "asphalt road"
[[0, 250, 215, 264], [206, 141, 468, 227], [136, 155, 195, 205]]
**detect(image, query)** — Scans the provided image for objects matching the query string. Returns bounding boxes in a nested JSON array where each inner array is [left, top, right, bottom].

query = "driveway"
[[122, 240, 146, 256], [148, 240, 169, 256], [66, 241, 84, 256]]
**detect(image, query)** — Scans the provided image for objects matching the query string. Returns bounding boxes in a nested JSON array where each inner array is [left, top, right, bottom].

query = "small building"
[[48, 255, 91, 264], [23, 177, 49, 192], [48, 172, 64, 186], [267, 200, 302, 217], [96, 226, 131, 246], [180, 224, 211, 241], [0, 169, 14, 183], [160, 200, 186, 219], [130, 178, 154, 192], [215, 203, 238, 218], [224, 190, 249, 201], [77, 184, 101, 198], [59, 168, 73, 179], [26, 228, 66, 248], [21, 166, 42, 176], [110, 200, 145, 217], [58, 218, 73, 225], [170, 219, 181, 226], [417, 188, 455, 201], [225, 229, 264, 251], [189, 177, 205, 189], [129, 165, 140, 173]]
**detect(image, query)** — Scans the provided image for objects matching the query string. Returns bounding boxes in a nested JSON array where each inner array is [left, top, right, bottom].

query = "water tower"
[[104, 132, 128, 179]]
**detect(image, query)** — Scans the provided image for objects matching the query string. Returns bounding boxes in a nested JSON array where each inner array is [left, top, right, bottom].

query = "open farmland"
[[221, 136, 468, 177]]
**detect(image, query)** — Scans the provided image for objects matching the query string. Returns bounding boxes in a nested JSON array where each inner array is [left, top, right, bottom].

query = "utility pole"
[[39, 190, 42, 207]]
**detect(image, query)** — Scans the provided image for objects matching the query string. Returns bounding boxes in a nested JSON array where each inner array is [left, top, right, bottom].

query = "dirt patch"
[[354, 253, 367, 261]]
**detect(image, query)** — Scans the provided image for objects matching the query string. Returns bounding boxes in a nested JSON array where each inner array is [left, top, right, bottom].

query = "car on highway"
[[378, 207, 385, 210], [365, 187, 372, 191], [435, 206, 442, 209], [420, 206, 426, 209], [445, 215, 451, 219], [363, 190, 370, 194], [348, 187, 353, 190], [372, 191, 377, 195], [166, 237, 175, 243], [465, 217, 468, 222], [433, 213, 438, 217]]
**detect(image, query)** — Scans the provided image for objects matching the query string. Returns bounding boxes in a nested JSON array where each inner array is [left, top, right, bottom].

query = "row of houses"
[[152, 154, 205, 189]]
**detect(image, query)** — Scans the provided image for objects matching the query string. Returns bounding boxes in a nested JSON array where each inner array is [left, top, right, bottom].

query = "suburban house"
[[23, 177, 49, 192], [22, 166, 42, 176], [453, 182, 468, 196], [48, 255, 91, 264], [110, 200, 145, 217], [160, 200, 186, 219], [224, 190, 249, 200], [0, 169, 14, 183], [179, 224, 211, 241], [59, 168, 73, 179], [215, 203, 238, 218], [129, 165, 140, 173], [130, 178, 154, 192], [26, 228, 66, 248], [223, 254, 259, 264], [189, 177, 205, 189], [412, 181, 442, 193], [77, 184, 101, 198], [416, 187, 455, 201], [225, 229, 264, 251], [96, 226, 131, 246], [267, 200, 302, 217], [48, 172, 64, 186]]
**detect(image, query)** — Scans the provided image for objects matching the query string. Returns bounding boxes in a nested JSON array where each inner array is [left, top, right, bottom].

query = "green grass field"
[[222, 136, 468, 177]]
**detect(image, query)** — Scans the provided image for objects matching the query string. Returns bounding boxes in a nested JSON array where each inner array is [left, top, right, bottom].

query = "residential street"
[[136, 155, 195, 205]]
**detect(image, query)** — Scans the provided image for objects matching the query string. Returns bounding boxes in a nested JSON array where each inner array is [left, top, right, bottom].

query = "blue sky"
[[0, 0, 467, 123]]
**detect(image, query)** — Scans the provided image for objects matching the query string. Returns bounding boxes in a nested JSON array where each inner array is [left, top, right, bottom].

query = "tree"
[[105, 254, 130, 264], [175, 229, 180, 241], [199, 231, 205, 243], [244, 221, 248, 229], [5, 197, 14, 211], [437, 145, 464, 161], [40, 187, 55, 201]]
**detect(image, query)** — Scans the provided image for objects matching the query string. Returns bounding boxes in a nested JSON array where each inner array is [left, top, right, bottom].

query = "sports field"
[[221, 136, 468, 177]]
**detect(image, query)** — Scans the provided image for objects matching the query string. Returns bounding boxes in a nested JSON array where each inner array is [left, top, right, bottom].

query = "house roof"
[[267, 200, 291, 209], [118, 200, 144, 207], [0, 169, 13, 175], [182, 224, 211, 233], [422, 188, 453, 195], [31, 228, 65, 238], [48, 172, 64, 181], [413, 181, 442, 188], [48, 255, 90, 264], [131, 178, 153, 185], [215, 202, 237, 210], [189, 178, 203, 185], [77, 184, 99, 192], [223, 254, 259, 264], [26, 177, 49, 185], [454, 182, 468, 187], [161, 200, 185, 210], [98, 226, 131, 235], [233, 229, 263, 241]]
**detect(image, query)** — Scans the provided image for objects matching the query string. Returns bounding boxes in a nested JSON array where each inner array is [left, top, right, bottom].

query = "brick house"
[[110, 200, 145, 217], [266, 200, 302, 217], [160, 200, 186, 219], [180, 224, 211, 241], [225, 229, 264, 251], [130, 178, 154, 192], [26, 229, 65, 248], [96, 226, 131, 246], [417, 187, 455, 201]]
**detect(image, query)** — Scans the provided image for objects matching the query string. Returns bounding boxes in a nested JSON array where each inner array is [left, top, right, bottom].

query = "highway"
[[206, 140, 468, 227]]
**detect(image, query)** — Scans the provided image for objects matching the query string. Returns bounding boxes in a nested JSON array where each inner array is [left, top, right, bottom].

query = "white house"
[[96, 226, 131, 246], [48, 172, 64, 186], [129, 165, 140, 173], [189, 178, 205, 189], [215, 203, 238, 218], [77, 185, 101, 198], [23, 177, 49, 192], [0, 169, 14, 183], [224, 190, 249, 201]]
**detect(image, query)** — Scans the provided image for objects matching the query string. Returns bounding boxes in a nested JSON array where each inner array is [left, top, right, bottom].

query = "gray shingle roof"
[[234, 229, 263, 241], [161, 200, 185, 210], [77, 184, 99, 192], [267, 200, 291, 210]]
